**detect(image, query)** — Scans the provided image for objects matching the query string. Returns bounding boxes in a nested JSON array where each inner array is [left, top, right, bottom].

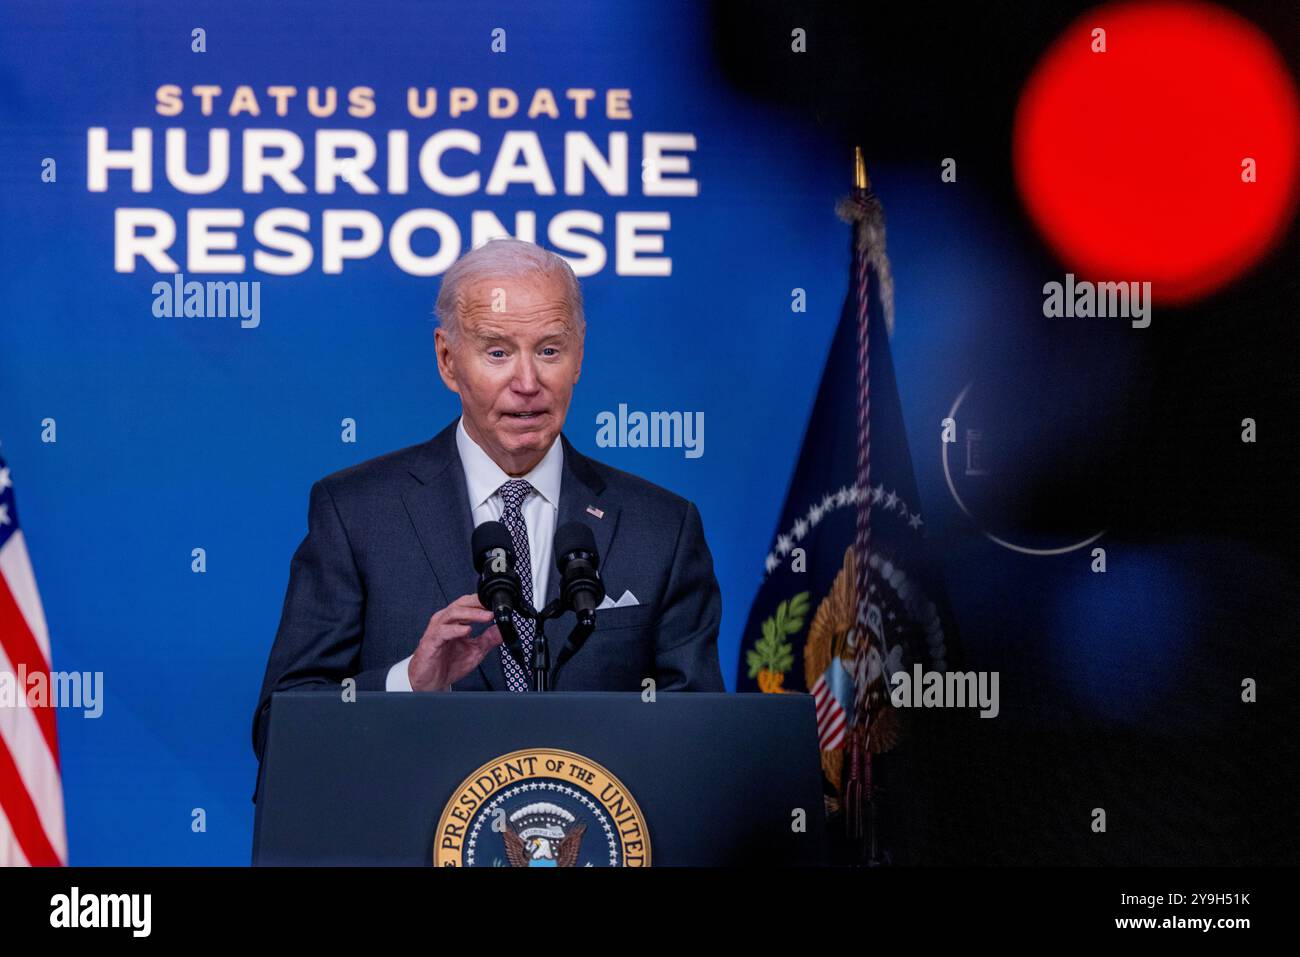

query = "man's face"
[[435, 271, 583, 475]]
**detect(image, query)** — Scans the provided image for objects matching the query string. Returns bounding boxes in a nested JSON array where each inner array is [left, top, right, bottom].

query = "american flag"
[[810, 670, 849, 750], [0, 453, 67, 866]]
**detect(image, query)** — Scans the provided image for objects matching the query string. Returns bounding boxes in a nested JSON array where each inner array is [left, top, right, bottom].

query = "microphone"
[[472, 521, 526, 636], [554, 521, 605, 628]]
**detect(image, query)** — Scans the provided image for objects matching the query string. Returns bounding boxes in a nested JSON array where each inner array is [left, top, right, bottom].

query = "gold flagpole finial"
[[854, 146, 870, 190]]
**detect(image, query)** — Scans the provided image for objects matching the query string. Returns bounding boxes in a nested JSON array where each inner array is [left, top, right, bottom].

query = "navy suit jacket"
[[252, 419, 725, 771]]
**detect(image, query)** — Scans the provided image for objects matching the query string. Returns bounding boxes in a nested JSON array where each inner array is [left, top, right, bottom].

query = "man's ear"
[[434, 327, 460, 395]]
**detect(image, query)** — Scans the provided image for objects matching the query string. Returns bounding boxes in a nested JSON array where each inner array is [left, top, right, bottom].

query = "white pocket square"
[[597, 589, 640, 610]]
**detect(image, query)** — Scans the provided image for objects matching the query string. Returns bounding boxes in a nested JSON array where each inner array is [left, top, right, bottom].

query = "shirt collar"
[[456, 416, 563, 511]]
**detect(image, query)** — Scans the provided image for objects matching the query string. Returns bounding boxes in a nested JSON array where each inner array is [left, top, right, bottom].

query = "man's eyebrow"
[[473, 324, 572, 345]]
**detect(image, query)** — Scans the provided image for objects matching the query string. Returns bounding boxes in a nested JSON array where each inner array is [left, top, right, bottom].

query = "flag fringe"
[[835, 192, 896, 337]]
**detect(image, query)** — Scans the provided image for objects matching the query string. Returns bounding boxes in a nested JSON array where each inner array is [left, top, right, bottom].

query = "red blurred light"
[[1013, 0, 1300, 304]]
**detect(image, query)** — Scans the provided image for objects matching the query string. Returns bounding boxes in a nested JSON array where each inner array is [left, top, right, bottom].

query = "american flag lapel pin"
[[585, 505, 605, 520]]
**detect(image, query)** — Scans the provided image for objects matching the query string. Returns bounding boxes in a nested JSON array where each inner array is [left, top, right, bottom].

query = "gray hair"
[[434, 237, 585, 341]]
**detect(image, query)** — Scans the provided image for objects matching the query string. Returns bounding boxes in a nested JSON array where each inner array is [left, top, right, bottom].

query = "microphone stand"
[[531, 602, 555, 692], [516, 599, 596, 692]]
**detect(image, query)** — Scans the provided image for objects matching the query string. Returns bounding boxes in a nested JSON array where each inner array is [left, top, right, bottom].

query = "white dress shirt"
[[385, 416, 564, 691]]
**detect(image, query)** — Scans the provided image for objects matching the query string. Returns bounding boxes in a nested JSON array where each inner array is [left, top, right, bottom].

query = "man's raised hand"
[[408, 593, 503, 691]]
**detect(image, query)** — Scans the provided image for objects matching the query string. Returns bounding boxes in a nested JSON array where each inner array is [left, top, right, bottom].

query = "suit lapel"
[[402, 421, 475, 603], [401, 420, 507, 690], [548, 434, 619, 607]]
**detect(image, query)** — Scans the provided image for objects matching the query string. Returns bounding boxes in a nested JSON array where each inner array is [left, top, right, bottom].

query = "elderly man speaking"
[[252, 237, 724, 764]]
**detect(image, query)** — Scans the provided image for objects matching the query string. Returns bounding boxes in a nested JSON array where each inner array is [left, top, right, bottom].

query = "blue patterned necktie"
[[497, 479, 536, 692]]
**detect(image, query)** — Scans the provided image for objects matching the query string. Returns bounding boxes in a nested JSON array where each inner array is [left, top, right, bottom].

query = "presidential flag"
[[736, 160, 960, 860], [0, 453, 67, 866]]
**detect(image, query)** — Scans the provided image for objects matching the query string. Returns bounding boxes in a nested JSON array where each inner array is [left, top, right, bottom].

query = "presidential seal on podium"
[[433, 748, 651, 867]]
